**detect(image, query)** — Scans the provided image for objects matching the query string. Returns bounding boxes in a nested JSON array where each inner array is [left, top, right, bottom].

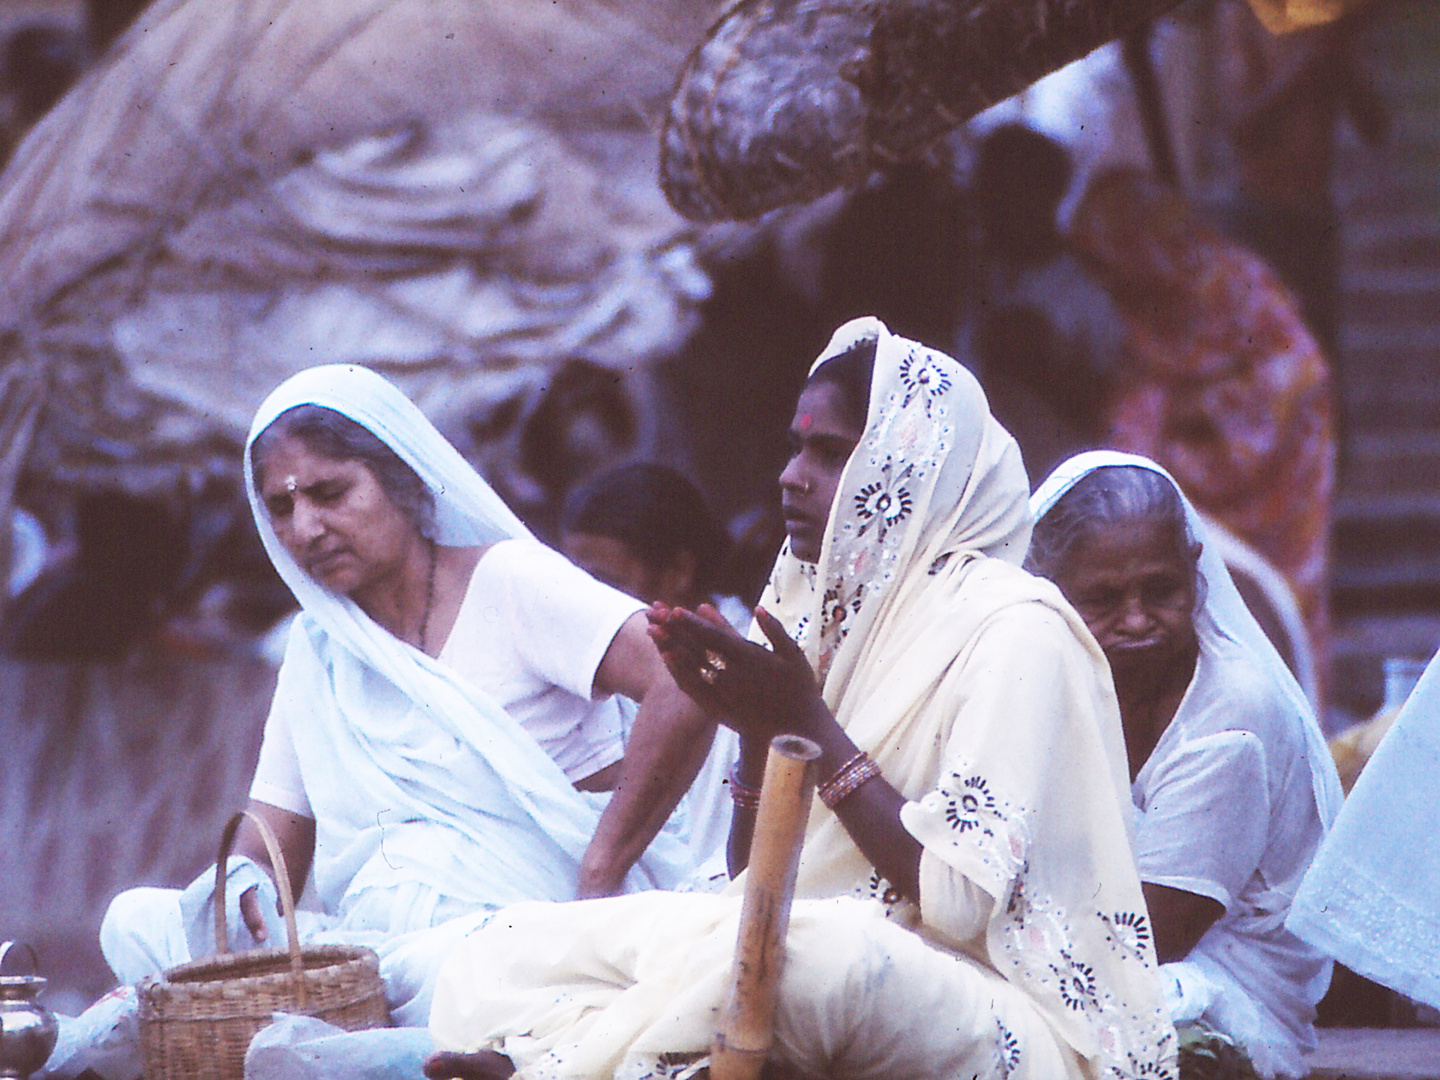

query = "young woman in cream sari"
[[427, 318, 1175, 1080]]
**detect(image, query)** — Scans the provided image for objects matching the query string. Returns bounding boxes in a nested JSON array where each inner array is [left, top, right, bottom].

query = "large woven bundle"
[[661, 0, 1185, 222]]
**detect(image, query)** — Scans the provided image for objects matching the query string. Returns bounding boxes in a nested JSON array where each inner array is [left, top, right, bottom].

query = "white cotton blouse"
[[1132, 634, 1330, 1073], [252, 539, 642, 817]]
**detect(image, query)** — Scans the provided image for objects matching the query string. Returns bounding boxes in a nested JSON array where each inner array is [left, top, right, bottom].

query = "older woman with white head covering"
[[1029, 451, 1342, 1079], [100, 364, 710, 1023], [426, 319, 1174, 1080]]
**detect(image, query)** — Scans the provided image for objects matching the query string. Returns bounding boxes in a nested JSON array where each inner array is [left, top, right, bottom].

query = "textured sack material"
[[660, 0, 1187, 222]]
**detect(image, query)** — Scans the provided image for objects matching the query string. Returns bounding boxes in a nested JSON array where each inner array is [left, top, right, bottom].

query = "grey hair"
[[251, 404, 436, 539], [1026, 465, 1201, 585]]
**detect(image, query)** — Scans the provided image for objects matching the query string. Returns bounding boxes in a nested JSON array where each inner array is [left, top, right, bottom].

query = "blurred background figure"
[[561, 461, 744, 874], [1214, 0, 1388, 358], [1072, 166, 1336, 700], [960, 123, 1123, 482], [561, 462, 741, 625], [0, 491, 186, 662]]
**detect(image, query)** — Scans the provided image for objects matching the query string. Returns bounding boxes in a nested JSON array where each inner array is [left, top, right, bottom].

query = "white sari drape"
[[430, 320, 1174, 1080], [1288, 649, 1440, 1010], [245, 364, 694, 920], [1031, 452, 1341, 1079]]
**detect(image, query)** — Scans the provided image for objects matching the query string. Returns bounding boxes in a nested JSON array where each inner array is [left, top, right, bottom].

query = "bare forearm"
[[800, 703, 922, 900], [726, 736, 767, 876], [234, 800, 314, 898], [733, 700, 922, 899], [577, 685, 715, 897], [1143, 882, 1224, 963]]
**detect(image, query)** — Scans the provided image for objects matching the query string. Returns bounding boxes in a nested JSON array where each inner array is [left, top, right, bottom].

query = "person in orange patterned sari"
[[1070, 167, 1335, 700]]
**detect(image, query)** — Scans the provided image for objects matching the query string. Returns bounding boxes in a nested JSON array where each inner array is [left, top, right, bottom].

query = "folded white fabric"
[[244, 1014, 434, 1080]]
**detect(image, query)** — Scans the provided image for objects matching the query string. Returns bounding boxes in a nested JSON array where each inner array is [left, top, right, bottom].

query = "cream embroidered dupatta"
[[772, 320, 1174, 1076], [431, 320, 1174, 1080]]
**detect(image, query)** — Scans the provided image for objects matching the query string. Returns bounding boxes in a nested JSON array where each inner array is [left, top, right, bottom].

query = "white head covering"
[[1288, 648, 1440, 1009], [1029, 450, 1341, 828], [760, 316, 1032, 685], [245, 364, 691, 912]]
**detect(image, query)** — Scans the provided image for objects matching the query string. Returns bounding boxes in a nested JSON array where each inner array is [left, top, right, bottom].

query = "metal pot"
[[0, 943, 58, 1080]]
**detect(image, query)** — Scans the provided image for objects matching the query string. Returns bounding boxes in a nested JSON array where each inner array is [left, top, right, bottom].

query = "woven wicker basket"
[[138, 811, 388, 1080], [660, 0, 1185, 222]]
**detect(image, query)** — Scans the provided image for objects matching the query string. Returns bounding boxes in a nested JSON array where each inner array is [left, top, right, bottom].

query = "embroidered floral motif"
[[924, 768, 1028, 886], [861, 870, 903, 908], [943, 774, 998, 833], [616, 1052, 707, 1080], [1052, 949, 1100, 1013], [814, 372, 951, 664], [819, 586, 866, 644], [995, 1017, 1022, 1078], [1104, 1049, 1177, 1080], [1001, 889, 1077, 999], [898, 349, 953, 417], [852, 457, 915, 543], [1099, 910, 1154, 964], [1000, 888, 1177, 1080], [790, 614, 812, 653]]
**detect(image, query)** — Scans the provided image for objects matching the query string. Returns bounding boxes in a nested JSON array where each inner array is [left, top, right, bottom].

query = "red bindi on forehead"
[[798, 413, 814, 432]]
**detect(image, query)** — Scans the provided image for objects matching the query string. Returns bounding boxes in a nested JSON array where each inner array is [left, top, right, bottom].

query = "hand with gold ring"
[[646, 601, 822, 744], [698, 649, 728, 683]]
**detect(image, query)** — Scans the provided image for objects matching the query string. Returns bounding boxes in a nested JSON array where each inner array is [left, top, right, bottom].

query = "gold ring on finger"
[[699, 664, 718, 684], [705, 650, 727, 673]]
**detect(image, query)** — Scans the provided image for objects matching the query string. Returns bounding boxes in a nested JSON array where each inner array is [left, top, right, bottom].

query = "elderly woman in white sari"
[[99, 364, 710, 1023], [425, 319, 1174, 1080], [1028, 452, 1342, 1079]]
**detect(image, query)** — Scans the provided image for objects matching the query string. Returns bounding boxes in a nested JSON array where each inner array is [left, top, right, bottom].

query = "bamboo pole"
[[710, 734, 821, 1080]]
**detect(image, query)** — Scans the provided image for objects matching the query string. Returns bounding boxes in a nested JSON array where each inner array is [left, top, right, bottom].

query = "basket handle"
[[215, 810, 306, 1004]]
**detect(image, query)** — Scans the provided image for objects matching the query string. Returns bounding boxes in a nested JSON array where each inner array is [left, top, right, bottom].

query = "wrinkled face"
[[562, 531, 668, 605], [778, 381, 862, 564], [255, 433, 417, 599], [1053, 517, 1198, 679]]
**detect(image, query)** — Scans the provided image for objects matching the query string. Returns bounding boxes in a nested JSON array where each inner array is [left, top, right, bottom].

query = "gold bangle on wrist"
[[728, 766, 762, 811], [816, 751, 881, 809]]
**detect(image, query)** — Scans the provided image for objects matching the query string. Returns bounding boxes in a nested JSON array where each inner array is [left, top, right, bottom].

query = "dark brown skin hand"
[[234, 801, 315, 944], [1144, 882, 1225, 963], [423, 1050, 515, 1080], [645, 603, 820, 743], [648, 602, 923, 900]]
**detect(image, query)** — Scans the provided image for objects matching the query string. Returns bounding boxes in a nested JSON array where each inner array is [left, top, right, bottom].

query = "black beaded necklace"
[[419, 538, 437, 654]]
